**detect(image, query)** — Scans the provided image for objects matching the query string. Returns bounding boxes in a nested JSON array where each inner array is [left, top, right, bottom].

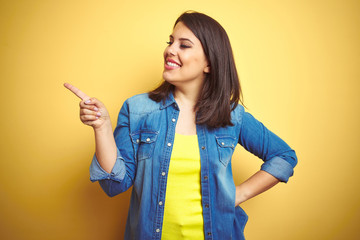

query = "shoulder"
[[124, 93, 161, 114], [230, 104, 245, 123]]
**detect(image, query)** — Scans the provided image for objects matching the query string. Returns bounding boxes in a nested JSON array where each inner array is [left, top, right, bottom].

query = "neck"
[[173, 86, 200, 110], [173, 78, 203, 108]]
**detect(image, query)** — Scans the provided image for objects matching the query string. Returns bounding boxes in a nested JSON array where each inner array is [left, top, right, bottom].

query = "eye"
[[180, 44, 191, 49]]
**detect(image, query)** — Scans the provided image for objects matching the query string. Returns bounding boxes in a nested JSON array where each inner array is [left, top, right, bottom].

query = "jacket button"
[[159, 201, 163, 205], [156, 229, 160, 233], [201, 146, 205, 150], [136, 139, 139, 143], [221, 142, 225, 145], [167, 143, 172, 147], [172, 118, 176, 122], [162, 172, 166, 176], [146, 138, 150, 142]]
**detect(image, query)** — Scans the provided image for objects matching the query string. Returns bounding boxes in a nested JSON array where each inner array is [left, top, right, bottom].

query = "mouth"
[[166, 61, 180, 67], [165, 58, 181, 69]]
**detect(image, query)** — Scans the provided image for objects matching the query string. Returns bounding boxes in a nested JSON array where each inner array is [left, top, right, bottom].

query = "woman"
[[65, 11, 297, 240]]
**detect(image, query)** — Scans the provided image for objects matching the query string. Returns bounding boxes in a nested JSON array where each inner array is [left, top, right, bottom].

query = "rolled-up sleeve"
[[89, 148, 126, 183], [260, 156, 295, 182], [238, 108, 297, 183]]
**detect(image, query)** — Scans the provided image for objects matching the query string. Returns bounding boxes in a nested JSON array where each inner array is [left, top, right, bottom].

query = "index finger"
[[64, 83, 90, 100]]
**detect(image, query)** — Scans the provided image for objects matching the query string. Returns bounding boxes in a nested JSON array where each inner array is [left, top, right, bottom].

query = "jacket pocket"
[[215, 135, 237, 167], [130, 131, 158, 161], [232, 206, 248, 240]]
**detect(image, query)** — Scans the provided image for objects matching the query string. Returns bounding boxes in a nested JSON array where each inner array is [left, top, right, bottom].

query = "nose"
[[165, 44, 176, 56]]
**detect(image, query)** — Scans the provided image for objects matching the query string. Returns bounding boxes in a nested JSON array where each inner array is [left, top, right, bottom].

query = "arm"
[[64, 83, 117, 173], [235, 170, 279, 206], [65, 83, 134, 197], [236, 108, 297, 205], [93, 114, 117, 173], [90, 100, 136, 196]]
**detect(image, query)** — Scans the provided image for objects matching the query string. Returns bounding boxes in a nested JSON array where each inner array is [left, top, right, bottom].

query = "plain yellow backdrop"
[[1, 0, 359, 239]]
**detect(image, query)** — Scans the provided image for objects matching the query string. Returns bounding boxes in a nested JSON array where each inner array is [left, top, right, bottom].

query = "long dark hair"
[[149, 11, 244, 128]]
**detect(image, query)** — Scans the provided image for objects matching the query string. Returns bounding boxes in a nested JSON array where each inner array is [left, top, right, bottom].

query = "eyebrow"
[[169, 35, 194, 45]]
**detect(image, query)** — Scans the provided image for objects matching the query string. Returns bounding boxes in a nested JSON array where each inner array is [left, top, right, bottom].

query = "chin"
[[162, 72, 174, 83], [163, 72, 185, 85], [163, 78, 179, 87]]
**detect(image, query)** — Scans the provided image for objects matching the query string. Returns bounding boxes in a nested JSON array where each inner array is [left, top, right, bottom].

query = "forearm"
[[94, 122, 117, 173], [64, 83, 119, 175], [235, 170, 280, 205]]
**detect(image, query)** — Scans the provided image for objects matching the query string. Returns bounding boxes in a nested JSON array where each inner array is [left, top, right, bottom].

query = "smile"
[[166, 61, 181, 67], [164, 59, 181, 70]]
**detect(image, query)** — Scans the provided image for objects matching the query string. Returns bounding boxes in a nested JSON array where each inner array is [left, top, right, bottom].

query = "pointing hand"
[[64, 83, 110, 129]]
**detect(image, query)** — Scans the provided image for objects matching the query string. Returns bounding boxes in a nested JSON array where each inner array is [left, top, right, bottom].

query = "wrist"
[[93, 120, 113, 134]]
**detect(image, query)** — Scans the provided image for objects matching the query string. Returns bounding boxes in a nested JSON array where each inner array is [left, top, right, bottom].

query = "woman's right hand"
[[64, 83, 111, 130]]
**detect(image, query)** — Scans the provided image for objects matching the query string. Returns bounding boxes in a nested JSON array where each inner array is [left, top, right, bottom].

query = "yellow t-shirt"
[[161, 133, 204, 240]]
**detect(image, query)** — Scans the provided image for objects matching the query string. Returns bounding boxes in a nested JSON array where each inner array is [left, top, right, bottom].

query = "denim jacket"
[[89, 93, 297, 240]]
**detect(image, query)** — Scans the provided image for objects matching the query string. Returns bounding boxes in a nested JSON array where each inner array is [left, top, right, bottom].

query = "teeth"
[[167, 61, 180, 67]]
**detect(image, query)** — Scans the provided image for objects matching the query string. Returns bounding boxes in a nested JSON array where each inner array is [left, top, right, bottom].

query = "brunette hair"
[[149, 11, 244, 128]]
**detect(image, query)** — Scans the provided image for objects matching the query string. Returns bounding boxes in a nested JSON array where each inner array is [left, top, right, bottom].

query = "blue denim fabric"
[[89, 93, 297, 240]]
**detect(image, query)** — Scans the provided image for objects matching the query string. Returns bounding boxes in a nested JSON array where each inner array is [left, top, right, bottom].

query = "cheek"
[[193, 57, 208, 70], [192, 50, 208, 67]]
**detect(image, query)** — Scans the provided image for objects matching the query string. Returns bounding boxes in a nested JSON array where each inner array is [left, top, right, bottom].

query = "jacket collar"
[[159, 91, 177, 110]]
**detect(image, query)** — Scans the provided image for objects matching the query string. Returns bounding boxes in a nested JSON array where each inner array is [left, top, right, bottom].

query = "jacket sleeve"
[[238, 108, 297, 183], [89, 99, 137, 197]]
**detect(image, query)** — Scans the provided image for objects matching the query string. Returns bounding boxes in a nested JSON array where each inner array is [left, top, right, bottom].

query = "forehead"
[[171, 22, 198, 41]]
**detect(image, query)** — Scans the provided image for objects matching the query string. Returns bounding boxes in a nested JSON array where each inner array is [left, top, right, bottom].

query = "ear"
[[204, 65, 210, 73]]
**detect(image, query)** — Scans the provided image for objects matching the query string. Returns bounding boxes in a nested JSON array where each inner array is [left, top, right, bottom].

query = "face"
[[163, 22, 209, 87]]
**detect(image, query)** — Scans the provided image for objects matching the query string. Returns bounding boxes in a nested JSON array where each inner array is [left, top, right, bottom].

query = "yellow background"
[[1, 0, 359, 239]]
